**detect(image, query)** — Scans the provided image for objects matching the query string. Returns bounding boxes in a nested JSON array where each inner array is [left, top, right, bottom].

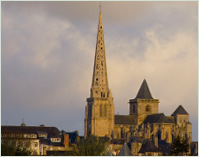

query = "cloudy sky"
[[2, 1, 198, 140]]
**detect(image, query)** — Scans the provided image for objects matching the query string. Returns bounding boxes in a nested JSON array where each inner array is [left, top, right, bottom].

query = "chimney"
[[64, 134, 69, 147]]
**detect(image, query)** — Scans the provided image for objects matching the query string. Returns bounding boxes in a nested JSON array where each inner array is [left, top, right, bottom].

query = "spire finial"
[[99, 4, 102, 12]]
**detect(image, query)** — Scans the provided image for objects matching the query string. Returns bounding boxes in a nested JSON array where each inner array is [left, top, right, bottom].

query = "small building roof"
[[129, 136, 144, 143], [143, 113, 175, 124], [171, 105, 189, 116], [115, 115, 135, 125], [1, 125, 61, 138], [158, 140, 171, 155], [135, 79, 153, 99], [118, 142, 133, 156], [111, 138, 126, 145], [166, 116, 175, 123], [138, 139, 159, 153]]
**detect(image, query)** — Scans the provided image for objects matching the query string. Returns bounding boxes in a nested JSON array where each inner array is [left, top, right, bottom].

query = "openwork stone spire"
[[90, 11, 111, 99], [85, 10, 114, 138]]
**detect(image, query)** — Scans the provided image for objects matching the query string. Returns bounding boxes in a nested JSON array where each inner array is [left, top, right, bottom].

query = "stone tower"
[[84, 10, 114, 137], [129, 79, 159, 125]]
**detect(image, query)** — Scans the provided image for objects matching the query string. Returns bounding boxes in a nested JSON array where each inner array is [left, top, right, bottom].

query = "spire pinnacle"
[[99, 4, 102, 12], [90, 10, 111, 98]]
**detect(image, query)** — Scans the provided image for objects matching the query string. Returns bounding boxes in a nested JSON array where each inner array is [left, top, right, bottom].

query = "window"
[[100, 104, 103, 117], [88, 105, 92, 118], [57, 138, 60, 142], [166, 132, 168, 139], [121, 128, 124, 138], [132, 105, 135, 113], [34, 142, 38, 147], [101, 92, 105, 98], [146, 105, 150, 112], [95, 78, 98, 86], [104, 105, 107, 117]]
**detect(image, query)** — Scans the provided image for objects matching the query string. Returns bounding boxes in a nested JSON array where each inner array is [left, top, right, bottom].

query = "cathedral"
[[84, 10, 192, 155]]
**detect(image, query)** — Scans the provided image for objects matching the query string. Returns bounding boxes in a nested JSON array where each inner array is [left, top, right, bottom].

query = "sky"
[[1, 1, 198, 141]]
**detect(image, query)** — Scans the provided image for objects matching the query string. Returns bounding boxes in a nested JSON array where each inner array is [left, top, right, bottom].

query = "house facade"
[[1, 124, 74, 155]]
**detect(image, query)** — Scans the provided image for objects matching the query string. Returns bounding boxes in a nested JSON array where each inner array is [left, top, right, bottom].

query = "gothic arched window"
[[100, 104, 103, 117], [104, 105, 107, 117], [132, 105, 135, 113], [101, 92, 105, 98], [121, 128, 124, 138]]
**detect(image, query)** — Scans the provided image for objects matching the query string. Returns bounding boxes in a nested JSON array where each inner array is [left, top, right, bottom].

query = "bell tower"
[[84, 10, 114, 137], [129, 79, 159, 125]]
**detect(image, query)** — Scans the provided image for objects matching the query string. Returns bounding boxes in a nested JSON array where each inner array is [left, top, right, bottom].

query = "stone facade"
[[114, 80, 192, 155], [85, 10, 193, 155], [84, 11, 114, 138], [130, 98, 159, 125]]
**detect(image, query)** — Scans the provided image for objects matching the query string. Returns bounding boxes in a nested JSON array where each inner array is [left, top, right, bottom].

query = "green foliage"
[[170, 136, 189, 156], [67, 136, 108, 156], [1, 140, 16, 156], [1, 139, 37, 156], [15, 147, 32, 156]]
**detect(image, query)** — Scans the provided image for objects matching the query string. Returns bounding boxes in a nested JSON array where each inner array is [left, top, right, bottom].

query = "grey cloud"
[[2, 1, 197, 140]]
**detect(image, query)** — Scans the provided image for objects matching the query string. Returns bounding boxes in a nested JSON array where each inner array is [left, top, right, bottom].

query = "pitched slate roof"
[[143, 113, 175, 124], [1, 125, 61, 138], [138, 139, 159, 153], [111, 138, 126, 145], [156, 140, 171, 155], [115, 115, 135, 125], [129, 136, 144, 143], [135, 79, 153, 99], [166, 116, 175, 123], [171, 105, 189, 116], [118, 142, 133, 156]]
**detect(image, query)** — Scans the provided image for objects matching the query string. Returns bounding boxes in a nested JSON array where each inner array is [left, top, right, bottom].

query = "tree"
[[1, 139, 37, 156], [67, 136, 108, 156], [170, 136, 189, 156], [1, 140, 16, 156]]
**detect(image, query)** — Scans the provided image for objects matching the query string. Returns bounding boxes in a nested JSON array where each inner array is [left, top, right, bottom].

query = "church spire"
[[90, 10, 111, 98]]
